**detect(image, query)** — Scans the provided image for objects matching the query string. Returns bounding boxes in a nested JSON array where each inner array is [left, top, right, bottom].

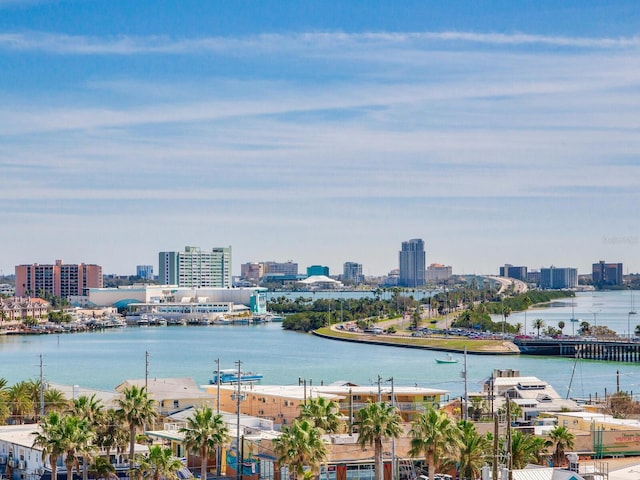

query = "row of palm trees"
[[273, 398, 575, 480], [28, 383, 233, 480]]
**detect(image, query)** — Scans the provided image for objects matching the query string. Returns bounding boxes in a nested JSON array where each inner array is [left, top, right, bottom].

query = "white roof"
[[299, 275, 343, 285]]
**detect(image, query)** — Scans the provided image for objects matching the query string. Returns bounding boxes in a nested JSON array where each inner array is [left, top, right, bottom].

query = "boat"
[[209, 368, 263, 384], [435, 353, 459, 364]]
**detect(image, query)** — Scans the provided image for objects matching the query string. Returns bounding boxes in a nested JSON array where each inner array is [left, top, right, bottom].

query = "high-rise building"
[[307, 265, 329, 277], [263, 261, 298, 276], [240, 263, 264, 283], [343, 262, 364, 285], [426, 263, 452, 282], [499, 264, 528, 282], [399, 239, 426, 287], [592, 261, 623, 287], [136, 265, 154, 280], [15, 260, 103, 298], [540, 266, 578, 289], [159, 246, 232, 288]]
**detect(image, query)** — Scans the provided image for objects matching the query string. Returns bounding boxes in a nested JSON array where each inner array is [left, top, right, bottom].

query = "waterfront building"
[[540, 267, 578, 289], [0, 284, 14, 296], [528, 270, 541, 285], [298, 275, 343, 290], [499, 264, 528, 282], [480, 369, 580, 421], [88, 284, 267, 316], [342, 261, 364, 285], [307, 265, 329, 276], [399, 238, 426, 287], [159, 246, 232, 288], [0, 297, 49, 322], [592, 261, 623, 287], [15, 260, 103, 298], [426, 263, 452, 282], [136, 264, 154, 280]]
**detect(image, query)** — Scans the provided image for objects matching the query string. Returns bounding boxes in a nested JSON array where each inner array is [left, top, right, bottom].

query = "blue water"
[[0, 291, 638, 401]]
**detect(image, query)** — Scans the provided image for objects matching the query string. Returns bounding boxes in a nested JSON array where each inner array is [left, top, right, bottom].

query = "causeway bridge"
[[515, 338, 640, 363]]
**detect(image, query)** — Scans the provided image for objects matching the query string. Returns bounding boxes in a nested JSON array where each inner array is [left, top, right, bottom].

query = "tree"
[[298, 397, 342, 434], [533, 319, 545, 338], [70, 394, 104, 425], [59, 415, 94, 480], [273, 419, 327, 480], [33, 411, 65, 480], [45, 388, 69, 415], [506, 430, 548, 469], [88, 457, 118, 480], [356, 402, 403, 480], [116, 385, 158, 463], [558, 321, 565, 335], [457, 420, 489, 480], [409, 407, 461, 480], [180, 405, 229, 480], [8, 381, 34, 424], [579, 321, 591, 336], [547, 426, 575, 467], [0, 378, 9, 424], [132, 445, 183, 480], [95, 409, 128, 460]]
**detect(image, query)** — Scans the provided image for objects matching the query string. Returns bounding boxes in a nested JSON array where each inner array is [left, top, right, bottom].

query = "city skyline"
[[1, 1, 639, 276]]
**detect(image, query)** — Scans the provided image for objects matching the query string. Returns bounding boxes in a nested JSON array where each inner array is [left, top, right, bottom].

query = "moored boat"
[[210, 368, 263, 384], [435, 353, 459, 364]]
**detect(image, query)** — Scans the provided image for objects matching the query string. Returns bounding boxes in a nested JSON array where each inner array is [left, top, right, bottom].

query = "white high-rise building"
[[159, 246, 232, 288]]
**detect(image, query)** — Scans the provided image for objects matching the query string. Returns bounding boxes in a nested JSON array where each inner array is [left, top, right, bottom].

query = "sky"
[[1, 0, 639, 277]]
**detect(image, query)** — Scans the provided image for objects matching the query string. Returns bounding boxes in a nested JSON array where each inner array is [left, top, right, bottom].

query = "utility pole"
[[388, 377, 396, 480], [492, 415, 499, 480], [145, 351, 149, 390], [235, 360, 242, 480], [377, 375, 382, 402], [462, 347, 468, 421], [506, 398, 512, 480], [216, 357, 221, 477], [39, 354, 45, 417]]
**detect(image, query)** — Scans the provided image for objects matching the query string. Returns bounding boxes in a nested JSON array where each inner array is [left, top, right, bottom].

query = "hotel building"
[[15, 260, 103, 298], [159, 246, 232, 288]]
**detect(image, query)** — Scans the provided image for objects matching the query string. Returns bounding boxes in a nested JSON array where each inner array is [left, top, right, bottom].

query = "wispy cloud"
[[1, 30, 640, 55]]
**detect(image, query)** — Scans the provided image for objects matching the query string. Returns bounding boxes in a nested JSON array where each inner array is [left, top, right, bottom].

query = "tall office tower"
[[592, 261, 623, 287], [499, 264, 528, 281], [540, 266, 578, 289], [136, 265, 154, 280], [399, 239, 426, 287], [15, 260, 103, 298], [158, 246, 232, 288], [343, 261, 364, 285]]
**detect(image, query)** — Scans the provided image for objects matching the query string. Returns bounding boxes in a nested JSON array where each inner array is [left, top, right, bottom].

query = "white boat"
[[435, 353, 459, 364], [210, 368, 263, 384]]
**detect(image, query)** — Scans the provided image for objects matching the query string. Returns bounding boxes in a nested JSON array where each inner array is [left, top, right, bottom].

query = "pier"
[[515, 338, 640, 362]]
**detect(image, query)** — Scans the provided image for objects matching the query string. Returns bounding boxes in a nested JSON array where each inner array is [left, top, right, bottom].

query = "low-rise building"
[[0, 297, 49, 323], [203, 382, 447, 426]]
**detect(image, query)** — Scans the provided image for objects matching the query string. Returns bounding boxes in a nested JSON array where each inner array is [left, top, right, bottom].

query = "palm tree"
[[59, 415, 95, 480], [132, 445, 183, 480], [116, 385, 157, 463], [533, 319, 545, 338], [506, 430, 547, 469], [95, 409, 128, 460], [409, 407, 461, 480], [8, 381, 34, 424], [558, 321, 566, 336], [273, 419, 327, 480], [0, 378, 10, 424], [547, 426, 575, 467], [457, 420, 489, 480], [579, 321, 591, 336], [45, 389, 69, 414], [180, 405, 229, 480], [356, 402, 403, 480], [88, 457, 118, 480], [33, 411, 65, 480], [298, 397, 342, 433]]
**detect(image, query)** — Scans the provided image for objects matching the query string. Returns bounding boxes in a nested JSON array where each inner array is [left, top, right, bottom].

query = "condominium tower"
[[15, 260, 103, 298], [159, 246, 232, 288], [399, 239, 426, 287]]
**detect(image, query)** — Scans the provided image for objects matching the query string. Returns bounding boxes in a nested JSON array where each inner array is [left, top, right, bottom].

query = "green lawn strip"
[[315, 327, 508, 353]]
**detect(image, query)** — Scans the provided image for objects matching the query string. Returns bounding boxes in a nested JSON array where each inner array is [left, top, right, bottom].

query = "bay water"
[[0, 291, 638, 401]]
